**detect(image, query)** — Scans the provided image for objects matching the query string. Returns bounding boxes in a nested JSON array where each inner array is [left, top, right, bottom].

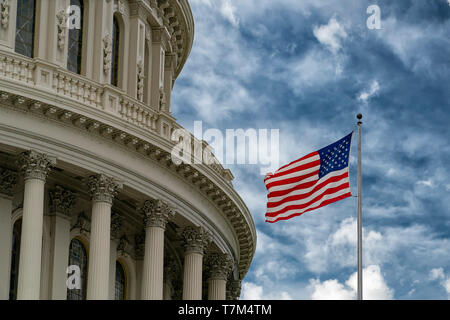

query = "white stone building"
[[0, 0, 256, 300]]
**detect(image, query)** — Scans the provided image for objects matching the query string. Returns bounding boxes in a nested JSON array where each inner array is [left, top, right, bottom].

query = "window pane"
[[15, 0, 36, 58], [67, 239, 87, 300], [115, 261, 126, 300], [67, 0, 84, 74], [111, 16, 120, 86]]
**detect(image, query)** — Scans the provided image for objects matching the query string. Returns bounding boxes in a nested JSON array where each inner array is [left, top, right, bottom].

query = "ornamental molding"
[[137, 60, 144, 101], [226, 279, 242, 300], [0, 0, 9, 29], [117, 235, 132, 257], [17, 150, 56, 181], [141, 198, 175, 229], [206, 252, 233, 281], [134, 230, 146, 259], [87, 174, 122, 204], [103, 33, 112, 75], [111, 211, 123, 240], [56, 9, 68, 51], [164, 256, 179, 283], [181, 225, 212, 255], [71, 211, 90, 236], [0, 167, 17, 197], [49, 185, 77, 217]]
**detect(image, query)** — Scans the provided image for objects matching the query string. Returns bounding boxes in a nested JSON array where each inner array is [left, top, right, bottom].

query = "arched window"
[[67, 0, 84, 74], [115, 261, 126, 300], [15, 0, 36, 57], [67, 238, 88, 300], [9, 219, 22, 300], [111, 16, 120, 87]]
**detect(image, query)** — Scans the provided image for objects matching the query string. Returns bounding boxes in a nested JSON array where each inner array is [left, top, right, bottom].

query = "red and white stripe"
[[264, 152, 351, 223]]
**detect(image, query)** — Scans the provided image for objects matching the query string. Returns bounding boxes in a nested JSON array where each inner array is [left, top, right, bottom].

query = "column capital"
[[49, 185, 77, 218], [0, 167, 17, 197], [226, 280, 242, 300], [181, 225, 212, 255], [141, 199, 175, 229], [17, 150, 56, 181], [87, 174, 122, 204], [206, 253, 233, 281]]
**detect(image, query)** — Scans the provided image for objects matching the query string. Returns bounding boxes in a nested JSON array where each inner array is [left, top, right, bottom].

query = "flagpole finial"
[[357, 113, 363, 125]]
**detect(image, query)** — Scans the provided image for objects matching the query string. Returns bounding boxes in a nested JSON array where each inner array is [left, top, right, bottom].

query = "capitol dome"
[[0, 0, 256, 300]]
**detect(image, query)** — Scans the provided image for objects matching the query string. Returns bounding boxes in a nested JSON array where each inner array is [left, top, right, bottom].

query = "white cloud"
[[416, 179, 434, 188], [430, 268, 445, 281], [310, 279, 355, 300], [241, 282, 293, 300], [313, 18, 348, 54], [429, 268, 450, 298], [220, 0, 239, 27], [358, 80, 380, 102], [309, 265, 394, 300]]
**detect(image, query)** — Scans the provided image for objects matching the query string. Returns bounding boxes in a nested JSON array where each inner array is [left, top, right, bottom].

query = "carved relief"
[[137, 60, 144, 101], [159, 87, 166, 111], [111, 211, 123, 240], [71, 211, 90, 236], [49, 185, 77, 217], [103, 33, 112, 75], [0, 0, 9, 29], [56, 9, 68, 51], [0, 167, 17, 196]]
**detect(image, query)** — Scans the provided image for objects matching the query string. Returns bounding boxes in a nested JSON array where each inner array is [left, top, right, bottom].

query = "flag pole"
[[356, 113, 363, 300]]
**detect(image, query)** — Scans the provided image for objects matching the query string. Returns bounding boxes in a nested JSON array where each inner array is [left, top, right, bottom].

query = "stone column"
[[206, 253, 233, 300], [47, 186, 76, 300], [86, 174, 121, 300], [0, 168, 17, 300], [140, 199, 174, 300], [181, 226, 212, 300], [17, 150, 56, 300]]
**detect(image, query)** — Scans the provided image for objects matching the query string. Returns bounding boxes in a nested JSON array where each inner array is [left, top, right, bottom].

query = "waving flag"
[[264, 132, 353, 223]]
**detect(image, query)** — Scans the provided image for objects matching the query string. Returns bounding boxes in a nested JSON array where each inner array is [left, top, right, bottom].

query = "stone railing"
[[52, 68, 103, 109], [0, 52, 35, 84], [0, 50, 233, 184]]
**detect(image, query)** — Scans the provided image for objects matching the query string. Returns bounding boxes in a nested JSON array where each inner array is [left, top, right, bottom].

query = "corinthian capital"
[[87, 174, 122, 204], [0, 168, 17, 196], [141, 199, 175, 229], [17, 150, 56, 181], [206, 252, 233, 280], [181, 225, 212, 255], [49, 185, 77, 217]]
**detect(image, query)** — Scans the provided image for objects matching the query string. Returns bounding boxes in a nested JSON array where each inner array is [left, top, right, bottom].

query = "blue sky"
[[172, 0, 450, 299]]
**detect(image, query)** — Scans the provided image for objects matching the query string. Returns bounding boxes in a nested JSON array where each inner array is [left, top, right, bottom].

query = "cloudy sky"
[[172, 0, 450, 299]]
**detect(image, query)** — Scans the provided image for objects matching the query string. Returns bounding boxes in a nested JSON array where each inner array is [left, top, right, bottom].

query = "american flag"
[[264, 132, 353, 223]]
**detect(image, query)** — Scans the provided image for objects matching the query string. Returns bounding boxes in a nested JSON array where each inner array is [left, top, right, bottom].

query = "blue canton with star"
[[318, 132, 353, 179]]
